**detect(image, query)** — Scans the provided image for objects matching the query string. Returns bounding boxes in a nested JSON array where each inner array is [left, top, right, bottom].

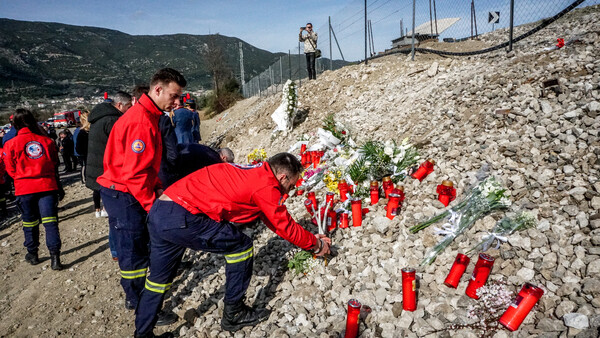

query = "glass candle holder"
[[465, 253, 495, 299], [444, 253, 471, 288], [382, 176, 393, 198], [386, 193, 401, 220], [369, 181, 379, 205], [300, 143, 307, 154], [339, 212, 349, 229], [411, 159, 435, 181], [351, 198, 362, 227], [307, 192, 318, 210], [402, 268, 417, 311], [499, 283, 544, 331], [325, 192, 335, 209], [344, 299, 361, 338], [436, 180, 456, 207], [338, 180, 349, 202], [304, 199, 314, 216]]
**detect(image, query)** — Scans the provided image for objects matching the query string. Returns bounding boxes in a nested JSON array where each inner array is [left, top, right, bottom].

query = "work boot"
[[25, 252, 40, 265], [221, 300, 271, 332], [155, 310, 178, 326], [50, 253, 64, 270], [134, 331, 174, 338]]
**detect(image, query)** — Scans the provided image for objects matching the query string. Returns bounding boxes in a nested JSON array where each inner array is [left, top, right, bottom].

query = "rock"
[[428, 62, 439, 77], [587, 260, 600, 276], [583, 278, 600, 297], [563, 313, 589, 330], [537, 318, 566, 332], [555, 300, 577, 318], [517, 267, 535, 281], [373, 216, 392, 234]]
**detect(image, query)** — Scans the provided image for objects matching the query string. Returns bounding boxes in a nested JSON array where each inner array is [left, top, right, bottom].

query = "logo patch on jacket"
[[131, 140, 145, 153], [24, 141, 44, 159]]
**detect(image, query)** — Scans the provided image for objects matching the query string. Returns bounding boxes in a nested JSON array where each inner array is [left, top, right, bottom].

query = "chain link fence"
[[242, 0, 598, 97]]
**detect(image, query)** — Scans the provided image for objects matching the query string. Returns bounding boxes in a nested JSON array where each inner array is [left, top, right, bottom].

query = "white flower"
[[384, 146, 393, 156]]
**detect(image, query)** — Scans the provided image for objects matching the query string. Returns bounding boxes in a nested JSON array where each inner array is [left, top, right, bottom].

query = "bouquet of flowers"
[[467, 212, 537, 254], [323, 169, 343, 193], [247, 148, 267, 164], [412, 177, 511, 266], [286, 249, 320, 275], [322, 113, 347, 142]]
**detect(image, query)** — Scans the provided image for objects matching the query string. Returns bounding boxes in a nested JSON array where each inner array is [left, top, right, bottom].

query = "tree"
[[203, 34, 232, 97]]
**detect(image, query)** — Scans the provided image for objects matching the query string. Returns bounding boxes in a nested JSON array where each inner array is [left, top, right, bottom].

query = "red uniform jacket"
[[97, 94, 163, 212], [165, 162, 317, 251], [2, 128, 59, 195]]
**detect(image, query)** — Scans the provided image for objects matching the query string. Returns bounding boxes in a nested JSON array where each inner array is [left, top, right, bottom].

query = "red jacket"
[[165, 162, 317, 250], [2, 128, 59, 195], [97, 94, 163, 212]]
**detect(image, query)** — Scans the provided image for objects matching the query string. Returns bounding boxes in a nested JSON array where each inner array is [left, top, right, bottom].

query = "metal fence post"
[[364, 0, 368, 64], [298, 42, 302, 87], [411, 0, 416, 61], [329, 16, 333, 70], [279, 56, 283, 91], [508, 0, 515, 52]]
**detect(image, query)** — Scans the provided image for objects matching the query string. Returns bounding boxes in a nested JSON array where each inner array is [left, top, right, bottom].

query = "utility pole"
[[239, 42, 245, 97], [364, 0, 368, 64]]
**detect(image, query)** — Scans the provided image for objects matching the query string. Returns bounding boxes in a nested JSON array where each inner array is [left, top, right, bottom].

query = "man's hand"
[[313, 234, 331, 257]]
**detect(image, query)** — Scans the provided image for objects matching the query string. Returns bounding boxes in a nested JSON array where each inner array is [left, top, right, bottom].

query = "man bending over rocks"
[[134, 152, 331, 337]]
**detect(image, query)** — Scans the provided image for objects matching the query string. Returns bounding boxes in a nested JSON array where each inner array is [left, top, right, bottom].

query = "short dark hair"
[[132, 84, 149, 100], [267, 153, 303, 177], [150, 68, 187, 88], [306, 22, 313, 26]]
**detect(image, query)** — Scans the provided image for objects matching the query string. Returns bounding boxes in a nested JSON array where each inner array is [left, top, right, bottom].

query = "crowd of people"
[[0, 67, 331, 337]]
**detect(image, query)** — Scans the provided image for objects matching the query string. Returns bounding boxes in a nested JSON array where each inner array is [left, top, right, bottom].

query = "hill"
[[0, 18, 346, 104]]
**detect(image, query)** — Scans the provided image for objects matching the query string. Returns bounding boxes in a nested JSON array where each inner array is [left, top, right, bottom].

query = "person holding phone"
[[299, 23, 318, 80]]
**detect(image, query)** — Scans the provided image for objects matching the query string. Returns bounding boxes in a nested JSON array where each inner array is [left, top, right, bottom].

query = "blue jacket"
[[2, 126, 17, 146], [172, 108, 194, 144]]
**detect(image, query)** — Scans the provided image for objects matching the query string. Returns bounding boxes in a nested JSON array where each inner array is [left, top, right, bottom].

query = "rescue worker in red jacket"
[[134, 153, 331, 337], [2, 109, 65, 270], [97, 68, 186, 316]]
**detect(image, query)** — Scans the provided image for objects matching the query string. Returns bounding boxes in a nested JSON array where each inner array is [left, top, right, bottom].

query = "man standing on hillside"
[[299, 23, 318, 80], [97, 68, 186, 322], [133, 153, 331, 337]]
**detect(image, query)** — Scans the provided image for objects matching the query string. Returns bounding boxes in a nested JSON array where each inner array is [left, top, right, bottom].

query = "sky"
[[0, 0, 594, 62]]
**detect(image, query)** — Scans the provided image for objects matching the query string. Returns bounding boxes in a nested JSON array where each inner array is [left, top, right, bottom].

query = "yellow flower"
[[247, 148, 267, 163]]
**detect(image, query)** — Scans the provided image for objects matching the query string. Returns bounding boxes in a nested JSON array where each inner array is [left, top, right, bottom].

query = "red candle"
[[386, 193, 401, 220], [340, 212, 349, 229], [351, 198, 362, 227], [465, 253, 495, 299], [327, 210, 337, 232], [301, 153, 308, 167], [437, 180, 456, 207], [304, 199, 315, 216], [307, 192, 318, 210], [411, 159, 435, 182], [300, 143, 307, 154], [325, 192, 335, 209], [402, 268, 417, 311], [382, 176, 393, 198], [444, 253, 471, 288], [344, 299, 361, 338], [338, 180, 349, 202], [499, 283, 545, 332], [313, 152, 322, 168], [296, 186, 305, 196], [369, 181, 379, 205]]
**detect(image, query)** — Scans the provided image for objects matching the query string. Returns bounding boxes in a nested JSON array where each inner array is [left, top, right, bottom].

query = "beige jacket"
[[299, 31, 318, 53]]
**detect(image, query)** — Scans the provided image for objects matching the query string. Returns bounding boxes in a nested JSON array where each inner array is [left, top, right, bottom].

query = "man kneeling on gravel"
[[134, 153, 331, 337]]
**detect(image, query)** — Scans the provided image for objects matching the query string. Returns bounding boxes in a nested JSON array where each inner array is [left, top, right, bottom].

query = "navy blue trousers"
[[135, 199, 253, 335], [100, 187, 149, 308], [16, 191, 61, 255]]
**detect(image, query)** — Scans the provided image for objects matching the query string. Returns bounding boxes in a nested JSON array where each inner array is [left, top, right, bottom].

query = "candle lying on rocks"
[[437, 180, 456, 207], [444, 253, 470, 288], [499, 283, 545, 331], [411, 159, 435, 181], [465, 253, 495, 299]]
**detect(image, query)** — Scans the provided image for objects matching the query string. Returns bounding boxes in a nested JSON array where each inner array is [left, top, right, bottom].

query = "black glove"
[[58, 187, 65, 201]]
